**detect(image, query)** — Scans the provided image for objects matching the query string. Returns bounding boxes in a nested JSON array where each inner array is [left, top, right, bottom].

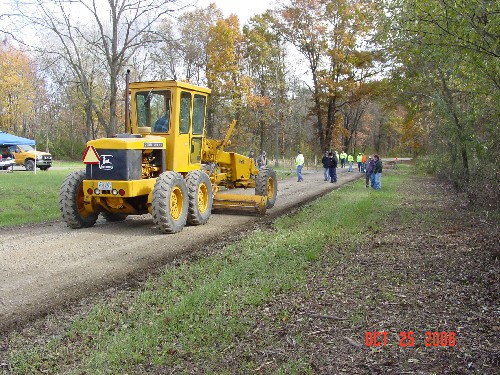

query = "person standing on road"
[[365, 156, 375, 188], [356, 152, 363, 172], [347, 153, 354, 172], [248, 150, 256, 165], [327, 151, 338, 183], [257, 151, 267, 169], [296, 151, 305, 182], [361, 153, 367, 172], [372, 154, 383, 190], [321, 151, 330, 181], [339, 150, 347, 168]]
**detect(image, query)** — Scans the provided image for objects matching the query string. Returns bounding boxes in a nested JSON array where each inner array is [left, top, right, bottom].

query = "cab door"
[[175, 91, 207, 172], [190, 94, 207, 165], [175, 91, 193, 171]]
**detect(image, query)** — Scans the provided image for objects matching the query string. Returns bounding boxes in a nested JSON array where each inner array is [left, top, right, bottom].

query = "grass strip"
[[0, 163, 82, 227], [6, 168, 409, 374]]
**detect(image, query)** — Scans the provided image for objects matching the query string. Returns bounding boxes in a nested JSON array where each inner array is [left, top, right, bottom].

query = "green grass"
[[5, 168, 411, 374], [0, 163, 83, 227]]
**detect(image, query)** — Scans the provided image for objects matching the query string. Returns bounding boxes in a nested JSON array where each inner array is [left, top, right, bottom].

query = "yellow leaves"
[[0, 43, 41, 132]]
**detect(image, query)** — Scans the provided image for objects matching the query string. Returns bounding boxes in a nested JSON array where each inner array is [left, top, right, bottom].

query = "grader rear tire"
[[59, 169, 99, 228], [152, 171, 188, 234], [256, 167, 277, 209], [186, 170, 213, 225]]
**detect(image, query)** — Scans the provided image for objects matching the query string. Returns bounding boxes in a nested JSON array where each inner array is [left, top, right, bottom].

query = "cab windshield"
[[136, 90, 171, 133]]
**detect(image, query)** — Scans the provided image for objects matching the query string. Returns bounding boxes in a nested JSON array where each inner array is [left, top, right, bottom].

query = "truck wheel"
[[25, 159, 35, 171], [256, 167, 277, 209], [185, 170, 213, 225], [152, 171, 188, 234], [101, 212, 128, 222], [59, 170, 98, 228]]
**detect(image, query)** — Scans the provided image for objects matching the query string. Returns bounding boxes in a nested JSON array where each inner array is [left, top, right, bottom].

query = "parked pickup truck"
[[4, 145, 53, 171]]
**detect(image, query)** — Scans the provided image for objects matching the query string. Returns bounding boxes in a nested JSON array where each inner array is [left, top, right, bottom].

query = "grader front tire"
[[59, 169, 99, 228], [256, 167, 278, 209], [186, 170, 213, 225], [152, 171, 188, 234]]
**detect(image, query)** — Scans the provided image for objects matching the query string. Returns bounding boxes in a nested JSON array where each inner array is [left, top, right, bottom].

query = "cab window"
[[179, 91, 191, 134], [192, 95, 206, 135]]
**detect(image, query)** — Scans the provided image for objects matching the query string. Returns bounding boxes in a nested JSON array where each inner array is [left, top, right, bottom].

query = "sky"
[[194, 0, 276, 26]]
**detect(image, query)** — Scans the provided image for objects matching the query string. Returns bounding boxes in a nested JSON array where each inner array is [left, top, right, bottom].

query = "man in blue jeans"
[[296, 151, 304, 182], [321, 151, 330, 181], [327, 151, 337, 183], [365, 156, 375, 188], [372, 154, 383, 190]]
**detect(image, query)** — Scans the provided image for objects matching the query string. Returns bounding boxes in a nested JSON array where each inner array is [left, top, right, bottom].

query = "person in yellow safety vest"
[[339, 151, 347, 168], [356, 152, 363, 172], [295, 151, 304, 182], [347, 153, 354, 172]]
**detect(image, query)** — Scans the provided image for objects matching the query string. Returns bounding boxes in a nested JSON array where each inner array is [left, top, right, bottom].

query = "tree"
[[380, 0, 500, 205], [274, 0, 382, 153], [151, 4, 223, 84], [206, 15, 246, 137], [0, 41, 47, 139], [243, 12, 288, 161], [6, 0, 180, 137]]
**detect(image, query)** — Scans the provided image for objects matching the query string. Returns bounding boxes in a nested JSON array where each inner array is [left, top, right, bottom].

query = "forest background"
[[0, 0, 498, 207]]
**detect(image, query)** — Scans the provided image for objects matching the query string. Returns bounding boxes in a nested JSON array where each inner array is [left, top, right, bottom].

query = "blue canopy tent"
[[0, 131, 37, 172], [0, 131, 36, 146]]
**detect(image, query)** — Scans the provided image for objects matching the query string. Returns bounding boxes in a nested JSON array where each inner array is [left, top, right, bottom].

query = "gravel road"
[[0, 168, 363, 333]]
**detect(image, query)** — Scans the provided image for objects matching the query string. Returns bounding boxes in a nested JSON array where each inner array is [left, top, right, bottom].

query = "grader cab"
[[59, 80, 277, 233]]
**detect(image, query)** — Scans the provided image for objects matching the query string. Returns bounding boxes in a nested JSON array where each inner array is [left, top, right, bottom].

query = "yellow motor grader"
[[59, 79, 277, 233]]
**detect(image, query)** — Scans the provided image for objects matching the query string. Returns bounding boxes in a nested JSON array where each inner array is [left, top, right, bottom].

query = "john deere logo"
[[99, 155, 113, 170]]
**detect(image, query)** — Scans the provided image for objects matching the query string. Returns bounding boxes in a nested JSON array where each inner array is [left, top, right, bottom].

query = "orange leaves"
[[246, 93, 272, 111]]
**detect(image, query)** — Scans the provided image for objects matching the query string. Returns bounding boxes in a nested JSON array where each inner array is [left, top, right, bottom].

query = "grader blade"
[[212, 193, 267, 215]]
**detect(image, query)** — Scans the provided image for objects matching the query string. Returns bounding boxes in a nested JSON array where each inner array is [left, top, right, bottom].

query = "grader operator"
[[59, 79, 277, 233]]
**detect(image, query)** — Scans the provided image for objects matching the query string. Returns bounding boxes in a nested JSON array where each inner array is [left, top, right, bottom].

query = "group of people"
[[320, 151, 338, 183], [364, 154, 383, 190], [249, 149, 382, 190], [322, 150, 383, 190], [337, 151, 368, 173]]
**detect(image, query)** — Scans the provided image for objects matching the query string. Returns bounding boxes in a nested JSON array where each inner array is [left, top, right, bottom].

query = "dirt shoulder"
[[222, 175, 499, 374], [0, 167, 362, 334]]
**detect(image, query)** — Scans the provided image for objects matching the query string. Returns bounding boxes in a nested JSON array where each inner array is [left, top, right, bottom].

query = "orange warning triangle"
[[82, 146, 100, 164]]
